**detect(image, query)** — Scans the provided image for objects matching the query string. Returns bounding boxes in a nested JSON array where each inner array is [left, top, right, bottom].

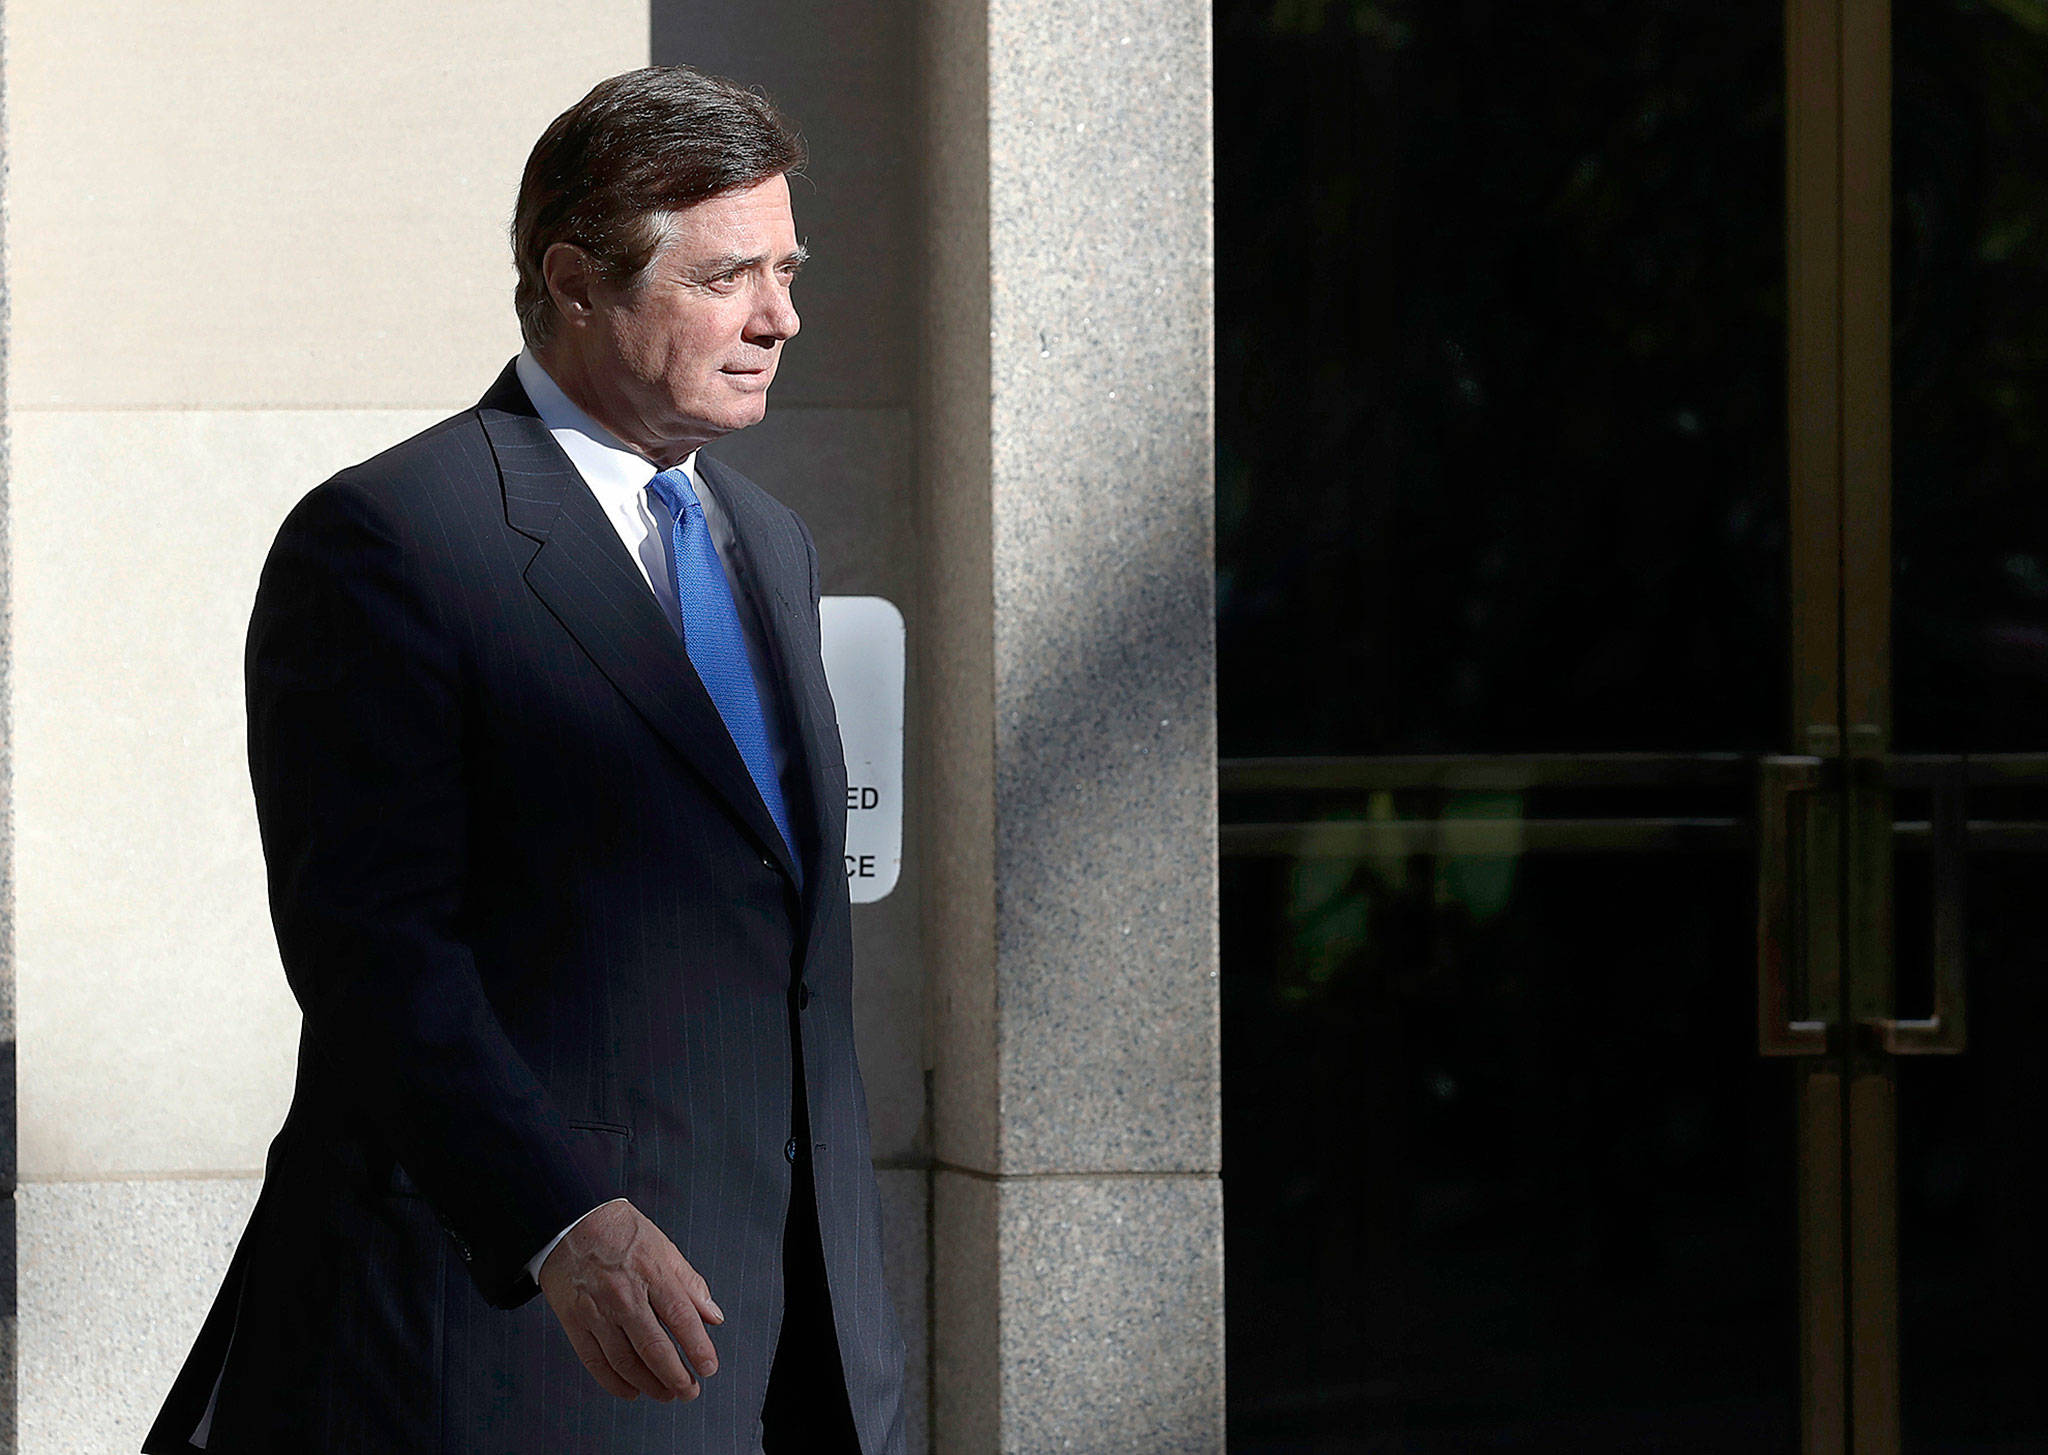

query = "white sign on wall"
[[818, 596, 904, 902]]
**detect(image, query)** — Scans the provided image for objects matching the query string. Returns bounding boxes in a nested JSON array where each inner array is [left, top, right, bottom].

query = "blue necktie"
[[646, 466, 800, 882]]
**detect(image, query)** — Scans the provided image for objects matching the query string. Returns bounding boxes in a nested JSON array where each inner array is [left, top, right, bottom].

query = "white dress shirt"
[[512, 348, 794, 794], [511, 347, 800, 1284]]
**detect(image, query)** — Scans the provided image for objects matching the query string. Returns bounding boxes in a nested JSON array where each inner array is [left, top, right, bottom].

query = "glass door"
[[1217, 0, 1819, 1448], [1217, 0, 2047, 1450], [1837, 1, 2048, 1450]]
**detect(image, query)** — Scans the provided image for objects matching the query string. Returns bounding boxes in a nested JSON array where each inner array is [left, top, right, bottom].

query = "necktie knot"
[[646, 465, 705, 526]]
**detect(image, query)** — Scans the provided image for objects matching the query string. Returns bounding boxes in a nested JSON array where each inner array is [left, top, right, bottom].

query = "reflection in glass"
[[1893, 841, 2048, 1447], [1216, 1, 1799, 1443], [1223, 844, 1797, 1450], [1891, 7, 2048, 1445], [1893, 2, 2048, 752], [1217, 0, 1787, 758]]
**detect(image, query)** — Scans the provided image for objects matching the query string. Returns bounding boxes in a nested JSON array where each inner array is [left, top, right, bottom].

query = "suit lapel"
[[474, 363, 802, 889], [698, 452, 848, 932]]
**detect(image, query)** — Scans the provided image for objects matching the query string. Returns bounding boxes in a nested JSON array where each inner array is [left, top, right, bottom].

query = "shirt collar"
[[514, 347, 699, 508]]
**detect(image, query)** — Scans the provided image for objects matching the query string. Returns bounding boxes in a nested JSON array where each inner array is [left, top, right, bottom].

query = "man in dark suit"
[[144, 66, 906, 1454]]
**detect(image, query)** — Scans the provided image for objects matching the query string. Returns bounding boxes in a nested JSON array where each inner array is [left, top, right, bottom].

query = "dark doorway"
[[1216, 2, 2048, 1451]]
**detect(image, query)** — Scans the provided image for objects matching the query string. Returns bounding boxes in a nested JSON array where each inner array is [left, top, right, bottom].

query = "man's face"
[[580, 173, 804, 458]]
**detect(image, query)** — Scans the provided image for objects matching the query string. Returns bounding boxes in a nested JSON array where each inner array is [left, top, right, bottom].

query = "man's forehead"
[[668, 175, 794, 231], [660, 182, 794, 258]]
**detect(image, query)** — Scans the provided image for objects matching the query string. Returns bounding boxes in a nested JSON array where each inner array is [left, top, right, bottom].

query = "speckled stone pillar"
[[918, 2, 1221, 1449]]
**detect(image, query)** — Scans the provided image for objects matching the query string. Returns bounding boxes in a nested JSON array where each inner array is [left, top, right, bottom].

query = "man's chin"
[[718, 390, 772, 430]]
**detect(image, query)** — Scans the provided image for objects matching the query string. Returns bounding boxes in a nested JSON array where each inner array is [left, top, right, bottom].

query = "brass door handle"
[[1758, 755, 1831, 1056], [1867, 758, 1968, 1055]]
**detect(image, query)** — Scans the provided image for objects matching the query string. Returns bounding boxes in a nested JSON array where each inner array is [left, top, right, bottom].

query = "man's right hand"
[[537, 1199, 724, 1401]]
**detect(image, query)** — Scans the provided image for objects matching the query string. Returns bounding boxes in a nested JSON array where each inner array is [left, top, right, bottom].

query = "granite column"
[[918, 2, 1223, 1448]]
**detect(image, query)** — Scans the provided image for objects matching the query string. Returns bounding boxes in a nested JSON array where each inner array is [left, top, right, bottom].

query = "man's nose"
[[748, 282, 800, 346]]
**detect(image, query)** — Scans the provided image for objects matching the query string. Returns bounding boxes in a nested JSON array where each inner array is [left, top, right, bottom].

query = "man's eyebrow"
[[688, 244, 811, 277]]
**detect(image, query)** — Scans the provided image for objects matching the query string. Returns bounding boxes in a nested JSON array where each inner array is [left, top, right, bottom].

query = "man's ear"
[[541, 242, 601, 332]]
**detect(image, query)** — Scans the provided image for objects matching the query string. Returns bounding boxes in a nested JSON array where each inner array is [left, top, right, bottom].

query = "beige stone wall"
[[8, 1, 647, 412], [2, 2, 1221, 1449], [3, 5, 650, 1448]]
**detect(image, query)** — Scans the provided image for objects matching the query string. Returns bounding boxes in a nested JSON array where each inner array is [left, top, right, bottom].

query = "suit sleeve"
[[246, 475, 612, 1310]]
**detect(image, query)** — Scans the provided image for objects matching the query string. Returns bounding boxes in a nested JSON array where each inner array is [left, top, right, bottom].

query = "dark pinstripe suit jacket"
[[143, 361, 908, 1454]]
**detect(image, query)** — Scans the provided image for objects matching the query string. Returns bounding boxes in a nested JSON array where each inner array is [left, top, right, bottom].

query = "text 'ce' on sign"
[[818, 596, 903, 902]]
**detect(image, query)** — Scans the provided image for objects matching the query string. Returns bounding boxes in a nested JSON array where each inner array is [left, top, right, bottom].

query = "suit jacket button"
[[784, 1138, 799, 1163], [761, 855, 774, 870], [797, 982, 813, 1010]]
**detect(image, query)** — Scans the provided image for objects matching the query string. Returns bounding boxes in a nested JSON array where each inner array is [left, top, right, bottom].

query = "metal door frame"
[[1787, 0, 1903, 1448], [1784, 0, 1855, 1446]]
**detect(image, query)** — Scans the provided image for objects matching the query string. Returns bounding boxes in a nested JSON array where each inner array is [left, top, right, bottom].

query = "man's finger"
[[589, 1313, 676, 1401], [563, 1322, 638, 1401], [652, 1282, 721, 1379], [622, 1300, 700, 1399], [673, 1257, 725, 1325]]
